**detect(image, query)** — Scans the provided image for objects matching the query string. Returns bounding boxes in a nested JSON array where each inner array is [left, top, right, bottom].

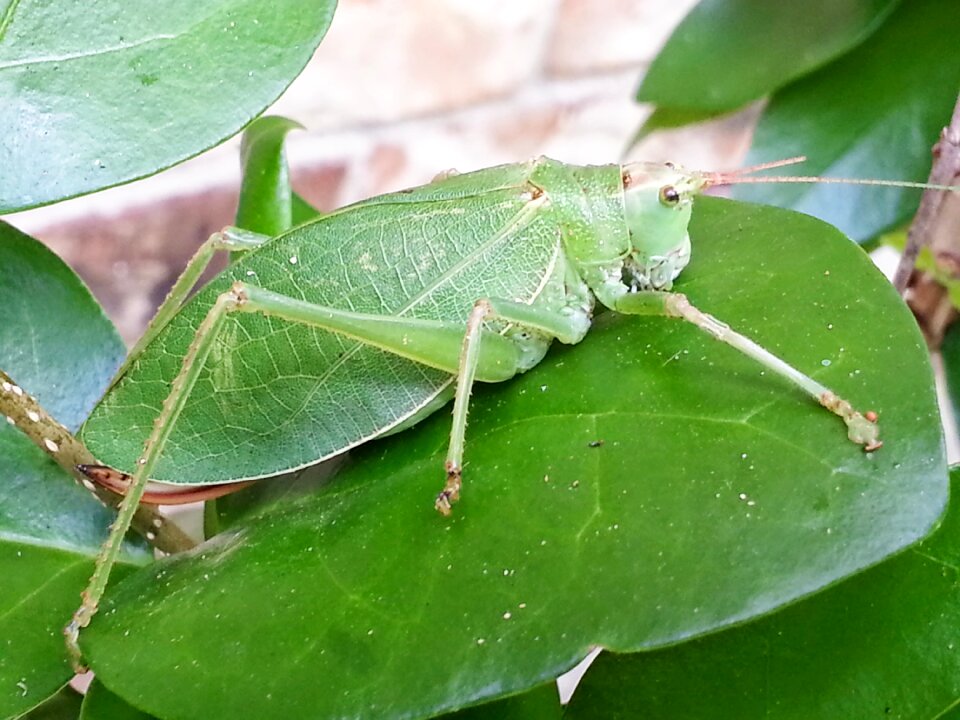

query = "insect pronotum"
[[2, 154, 955, 671]]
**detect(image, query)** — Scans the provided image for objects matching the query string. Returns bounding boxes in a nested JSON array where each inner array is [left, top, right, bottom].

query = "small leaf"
[[565, 466, 960, 719], [732, 0, 960, 242], [83, 199, 945, 720], [0, 1, 336, 212], [636, 0, 899, 112], [0, 222, 146, 720], [291, 192, 323, 226], [236, 116, 303, 236]]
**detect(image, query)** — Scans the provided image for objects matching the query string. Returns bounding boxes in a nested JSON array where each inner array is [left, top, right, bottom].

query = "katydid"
[[1, 154, 953, 673]]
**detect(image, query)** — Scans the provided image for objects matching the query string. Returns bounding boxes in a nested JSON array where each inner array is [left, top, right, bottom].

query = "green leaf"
[[0, 0, 336, 212], [444, 683, 562, 720], [732, 0, 960, 243], [236, 116, 303, 236], [0, 222, 146, 720], [0, 225, 124, 431], [291, 193, 323, 225], [636, 0, 899, 112], [565, 466, 960, 718], [80, 680, 154, 720], [19, 685, 83, 720], [82, 199, 945, 720]]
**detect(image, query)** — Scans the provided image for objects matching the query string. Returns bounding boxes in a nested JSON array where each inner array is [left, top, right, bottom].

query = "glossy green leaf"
[[565, 466, 960, 718], [732, 0, 960, 243], [0, 222, 146, 720], [80, 680, 154, 720], [83, 198, 945, 720], [636, 0, 899, 112], [0, 1, 336, 212], [235, 116, 302, 236]]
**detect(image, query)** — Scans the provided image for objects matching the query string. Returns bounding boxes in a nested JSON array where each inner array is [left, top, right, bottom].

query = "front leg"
[[614, 290, 881, 451]]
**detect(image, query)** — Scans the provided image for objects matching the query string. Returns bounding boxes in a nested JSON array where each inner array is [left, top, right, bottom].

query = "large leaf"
[[0, 0, 336, 212], [733, 0, 960, 242], [82, 198, 945, 719], [565, 467, 960, 718], [636, 0, 899, 112], [0, 222, 146, 720]]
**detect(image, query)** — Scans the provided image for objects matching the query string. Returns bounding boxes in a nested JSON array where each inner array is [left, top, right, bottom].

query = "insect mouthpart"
[[621, 236, 692, 291]]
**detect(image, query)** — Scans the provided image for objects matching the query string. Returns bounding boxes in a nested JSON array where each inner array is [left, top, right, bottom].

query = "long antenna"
[[706, 157, 960, 192], [722, 156, 807, 176], [715, 175, 959, 191]]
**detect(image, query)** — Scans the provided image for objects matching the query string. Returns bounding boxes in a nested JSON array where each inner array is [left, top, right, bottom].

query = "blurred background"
[[6, 0, 755, 345]]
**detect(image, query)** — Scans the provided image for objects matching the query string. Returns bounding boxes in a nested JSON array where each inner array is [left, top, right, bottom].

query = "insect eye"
[[659, 185, 681, 206]]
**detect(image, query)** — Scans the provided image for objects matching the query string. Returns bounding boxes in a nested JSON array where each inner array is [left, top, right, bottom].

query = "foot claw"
[[64, 619, 88, 674], [846, 411, 882, 450], [436, 464, 462, 515], [435, 492, 454, 516], [819, 393, 881, 451], [64, 603, 95, 674]]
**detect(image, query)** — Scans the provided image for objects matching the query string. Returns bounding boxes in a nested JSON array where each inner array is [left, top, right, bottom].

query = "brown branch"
[[0, 369, 196, 554], [893, 93, 960, 294]]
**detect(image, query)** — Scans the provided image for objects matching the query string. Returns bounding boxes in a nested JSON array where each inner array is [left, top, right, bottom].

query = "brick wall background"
[[9, 0, 755, 343]]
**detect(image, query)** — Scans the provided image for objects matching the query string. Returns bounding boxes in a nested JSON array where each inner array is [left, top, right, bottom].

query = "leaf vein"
[[0, 33, 176, 71]]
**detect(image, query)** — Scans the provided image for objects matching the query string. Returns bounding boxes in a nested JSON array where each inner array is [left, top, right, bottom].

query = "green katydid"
[[1, 153, 953, 673]]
